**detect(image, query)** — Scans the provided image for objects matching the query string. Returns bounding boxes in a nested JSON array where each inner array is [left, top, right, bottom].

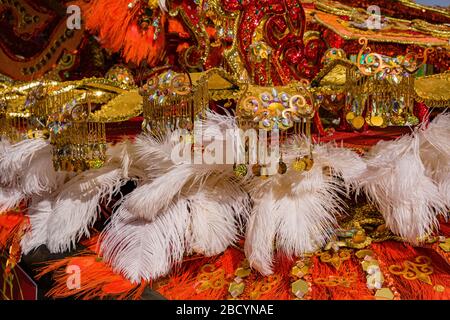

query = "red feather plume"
[[80, 0, 166, 66]]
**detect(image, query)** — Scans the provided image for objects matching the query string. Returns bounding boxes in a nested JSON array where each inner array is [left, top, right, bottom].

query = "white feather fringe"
[[186, 176, 250, 256], [101, 177, 250, 282], [100, 112, 251, 282], [46, 165, 129, 253], [20, 195, 54, 254], [358, 134, 445, 242], [0, 138, 48, 187], [0, 186, 25, 213], [245, 138, 346, 275], [100, 201, 190, 283], [21, 144, 57, 196], [418, 113, 450, 209], [314, 142, 367, 192]]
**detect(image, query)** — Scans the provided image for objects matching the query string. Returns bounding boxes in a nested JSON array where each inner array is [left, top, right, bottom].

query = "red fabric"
[[156, 248, 244, 300], [310, 254, 374, 300], [371, 242, 450, 300], [0, 212, 27, 250]]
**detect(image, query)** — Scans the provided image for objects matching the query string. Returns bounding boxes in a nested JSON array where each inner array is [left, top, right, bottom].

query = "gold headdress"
[[140, 69, 209, 134], [345, 38, 433, 129]]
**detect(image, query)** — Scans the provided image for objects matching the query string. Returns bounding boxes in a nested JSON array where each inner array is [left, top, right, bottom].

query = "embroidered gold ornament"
[[389, 256, 433, 285], [228, 282, 245, 298], [314, 273, 357, 287], [438, 238, 450, 252], [249, 275, 280, 300], [318, 249, 351, 270], [196, 264, 226, 291]]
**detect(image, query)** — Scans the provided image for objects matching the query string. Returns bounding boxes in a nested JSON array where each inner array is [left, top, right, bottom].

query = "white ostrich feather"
[[0, 186, 25, 212], [46, 165, 129, 253], [200, 109, 239, 140], [106, 141, 133, 179], [0, 138, 48, 187], [20, 144, 57, 196], [100, 200, 190, 283], [120, 163, 230, 221], [419, 113, 450, 159], [101, 175, 250, 282], [20, 196, 54, 254], [245, 137, 344, 275], [0, 138, 11, 155], [186, 176, 251, 256], [244, 191, 280, 275], [438, 174, 450, 209], [418, 113, 450, 209], [122, 111, 241, 221], [101, 112, 250, 281], [358, 134, 445, 242], [314, 142, 367, 192], [132, 131, 184, 179]]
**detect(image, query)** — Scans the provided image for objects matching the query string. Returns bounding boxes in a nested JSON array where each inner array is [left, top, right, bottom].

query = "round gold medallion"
[[292, 159, 306, 172], [352, 116, 365, 130], [370, 115, 384, 127], [233, 164, 248, 178], [345, 112, 355, 123]]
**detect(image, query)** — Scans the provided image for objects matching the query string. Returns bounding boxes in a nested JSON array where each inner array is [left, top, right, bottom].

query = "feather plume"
[[0, 138, 48, 187], [122, 112, 241, 221], [100, 201, 190, 283], [20, 196, 54, 254], [186, 176, 251, 256], [101, 176, 250, 282], [132, 131, 184, 179], [358, 134, 445, 242], [314, 142, 367, 192], [245, 137, 344, 275], [106, 140, 146, 180], [244, 191, 280, 275], [20, 144, 57, 196], [46, 165, 129, 253], [101, 112, 251, 281], [0, 186, 25, 213], [419, 113, 450, 160], [119, 163, 230, 222], [0, 138, 11, 156], [418, 113, 450, 209]]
